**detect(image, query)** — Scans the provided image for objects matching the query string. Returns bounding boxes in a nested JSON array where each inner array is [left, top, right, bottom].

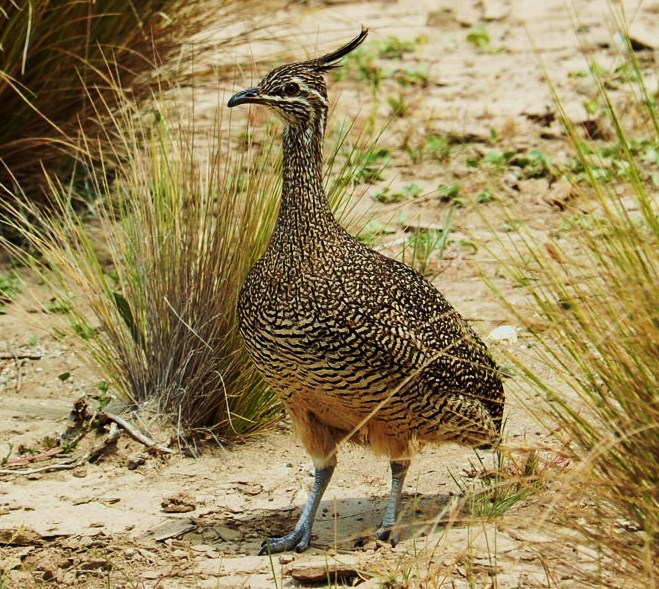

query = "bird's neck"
[[276, 121, 336, 239]]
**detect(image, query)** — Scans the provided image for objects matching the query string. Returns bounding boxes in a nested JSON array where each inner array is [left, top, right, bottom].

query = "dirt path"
[[1, 0, 656, 587]]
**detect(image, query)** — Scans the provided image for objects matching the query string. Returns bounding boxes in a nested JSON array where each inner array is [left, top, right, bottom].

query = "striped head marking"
[[228, 28, 368, 129]]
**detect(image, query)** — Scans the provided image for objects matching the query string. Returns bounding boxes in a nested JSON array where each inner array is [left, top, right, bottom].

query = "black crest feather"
[[307, 27, 369, 72]]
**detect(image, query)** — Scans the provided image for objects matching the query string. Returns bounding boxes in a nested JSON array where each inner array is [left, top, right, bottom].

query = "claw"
[[375, 525, 399, 547], [258, 528, 312, 555]]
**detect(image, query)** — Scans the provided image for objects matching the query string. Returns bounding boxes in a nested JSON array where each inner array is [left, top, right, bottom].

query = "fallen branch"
[[99, 411, 173, 454]]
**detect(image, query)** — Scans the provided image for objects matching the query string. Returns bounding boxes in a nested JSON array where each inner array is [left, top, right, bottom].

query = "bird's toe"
[[375, 525, 400, 547], [375, 526, 391, 542], [259, 528, 311, 555]]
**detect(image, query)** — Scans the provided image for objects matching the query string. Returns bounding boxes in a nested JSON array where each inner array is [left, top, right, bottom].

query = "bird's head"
[[228, 28, 368, 130]]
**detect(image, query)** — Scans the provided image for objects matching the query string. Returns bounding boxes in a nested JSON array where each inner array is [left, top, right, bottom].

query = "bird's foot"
[[259, 528, 312, 555], [375, 524, 400, 547], [353, 525, 400, 549]]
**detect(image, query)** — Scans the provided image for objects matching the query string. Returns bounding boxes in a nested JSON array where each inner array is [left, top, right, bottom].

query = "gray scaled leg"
[[375, 460, 409, 547], [259, 465, 334, 555]]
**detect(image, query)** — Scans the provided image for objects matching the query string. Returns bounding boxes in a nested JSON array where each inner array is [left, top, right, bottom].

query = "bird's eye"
[[283, 82, 300, 97]]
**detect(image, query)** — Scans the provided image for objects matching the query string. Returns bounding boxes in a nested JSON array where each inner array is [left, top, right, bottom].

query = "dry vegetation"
[[0, 0, 657, 587]]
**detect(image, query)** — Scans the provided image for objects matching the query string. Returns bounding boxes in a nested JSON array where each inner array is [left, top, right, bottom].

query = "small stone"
[[285, 558, 362, 583], [488, 325, 518, 343], [57, 557, 74, 570], [79, 559, 107, 571], [0, 527, 43, 546], [78, 536, 97, 549], [72, 467, 88, 478], [161, 492, 196, 513]]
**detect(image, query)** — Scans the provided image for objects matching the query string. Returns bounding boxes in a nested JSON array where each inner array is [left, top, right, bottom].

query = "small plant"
[[475, 188, 494, 203], [401, 207, 455, 277], [336, 35, 426, 94], [373, 183, 422, 204], [393, 65, 430, 88], [71, 319, 96, 340], [466, 25, 491, 49], [44, 296, 72, 314], [0, 269, 21, 313], [349, 147, 391, 184], [437, 183, 466, 206], [467, 148, 555, 180], [1, 444, 13, 466], [425, 134, 451, 162], [377, 35, 423, 59], [335, 44, 382, 92], [403, 228, 447, 277], [387, 93, 410, 117]]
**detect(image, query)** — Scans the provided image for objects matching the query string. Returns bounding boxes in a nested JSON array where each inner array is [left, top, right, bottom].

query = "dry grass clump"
[[488, 18, 658, 587], [2, 83, 281, 439], [0, 0, 253, 204]]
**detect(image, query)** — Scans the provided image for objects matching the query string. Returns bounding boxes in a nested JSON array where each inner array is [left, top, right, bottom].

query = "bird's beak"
[[227, 87, 260, 108]]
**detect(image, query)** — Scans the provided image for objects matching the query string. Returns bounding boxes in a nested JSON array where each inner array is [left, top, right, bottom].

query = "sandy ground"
[[1, 0, 657, 587]]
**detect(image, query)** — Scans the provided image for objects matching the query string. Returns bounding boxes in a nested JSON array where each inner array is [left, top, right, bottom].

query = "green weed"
[[401, 206, 455, 277], [466, 25, 491, 49], [0, 269, 21, 313], [356, 219, 396, 246], [373, 183, 423, 204], [437, 183, 466, 207], [349, 147, 391, 184]]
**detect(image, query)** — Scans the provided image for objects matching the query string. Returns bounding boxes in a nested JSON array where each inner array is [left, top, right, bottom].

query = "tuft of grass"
[[0, 0, 259, 207], [401, 206, 455, 278], [486, 12, 658, 585], [2, 80, 282, 439], [452, 449, 549, 521]]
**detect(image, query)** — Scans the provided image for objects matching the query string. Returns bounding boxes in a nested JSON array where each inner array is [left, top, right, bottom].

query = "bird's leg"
[[259, 463, 335, 555], [375, 460, 410, 546]]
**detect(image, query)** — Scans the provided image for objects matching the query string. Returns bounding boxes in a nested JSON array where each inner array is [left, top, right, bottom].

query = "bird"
[[227, 27, 504, 555]]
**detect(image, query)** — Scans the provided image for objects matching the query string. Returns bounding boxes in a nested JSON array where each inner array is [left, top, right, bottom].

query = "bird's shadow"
[[190, 492, 458, 554]]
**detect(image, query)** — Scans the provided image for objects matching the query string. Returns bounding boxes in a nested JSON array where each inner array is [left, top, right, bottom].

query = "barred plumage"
[[228, 28, 505, 554]]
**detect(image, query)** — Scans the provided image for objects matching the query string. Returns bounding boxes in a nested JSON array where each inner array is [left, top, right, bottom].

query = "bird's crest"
[[305, 27, 369, 72]]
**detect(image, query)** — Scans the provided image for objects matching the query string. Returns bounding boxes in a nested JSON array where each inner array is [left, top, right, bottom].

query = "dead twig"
[[0, 352, 43, 360], [5, 447, 63, 466], [99, 411, 174, 454], [0, 426, 122, 477]]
